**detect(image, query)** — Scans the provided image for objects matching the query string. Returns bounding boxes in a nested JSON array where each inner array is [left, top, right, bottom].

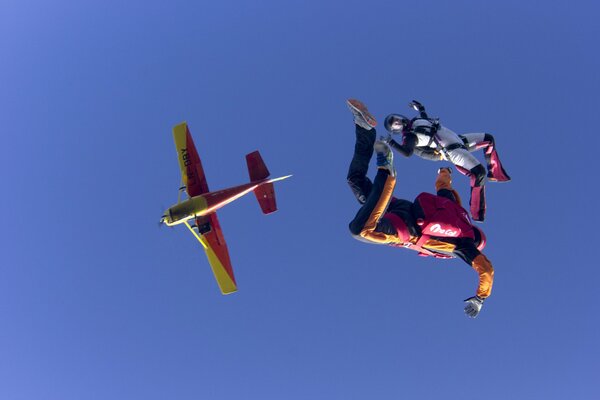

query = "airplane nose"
[[161, 209, 174, 226]]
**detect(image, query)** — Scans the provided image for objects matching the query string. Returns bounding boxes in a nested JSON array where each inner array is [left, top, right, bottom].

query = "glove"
[[409, 100, 425, 112], [463, 296, 484, 318], [379, 134, 392, 143]]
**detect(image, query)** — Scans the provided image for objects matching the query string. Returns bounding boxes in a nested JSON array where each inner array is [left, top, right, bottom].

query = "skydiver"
[[383, 100, 511, 222], [346, 99, 494, 318]]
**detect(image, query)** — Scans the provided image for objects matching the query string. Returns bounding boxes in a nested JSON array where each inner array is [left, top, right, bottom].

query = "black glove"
[[409, 100, 425, 112]]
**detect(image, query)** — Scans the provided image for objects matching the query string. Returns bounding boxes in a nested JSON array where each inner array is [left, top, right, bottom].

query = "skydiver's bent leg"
[[349, 169, 406, 245], [347, 124, 376, 204], [466, 165, 487, 222], [349, 168, 392, 236], [447, 148, 487, 222], [460, 133, 511, 182]]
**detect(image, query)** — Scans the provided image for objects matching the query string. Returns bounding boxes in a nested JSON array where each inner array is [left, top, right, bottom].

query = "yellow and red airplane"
[[161, 122, 291, 295]]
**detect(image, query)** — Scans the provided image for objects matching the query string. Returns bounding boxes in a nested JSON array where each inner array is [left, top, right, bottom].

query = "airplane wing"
[[184, 216, 237, 295], [174, 122, 237, 294], [194, 214, 237, 294], [173, 122, 209, 197]]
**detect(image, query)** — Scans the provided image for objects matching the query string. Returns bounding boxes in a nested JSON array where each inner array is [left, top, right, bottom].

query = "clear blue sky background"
[[2, 1, 599, 399]]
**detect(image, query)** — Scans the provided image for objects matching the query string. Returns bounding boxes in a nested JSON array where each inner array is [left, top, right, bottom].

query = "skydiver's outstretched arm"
[[451, 241, 494, 300], [471, 253, 494, 299], [389, 132, 417, 157], [409, 100, 429, 119], [455, 241, 494, 318]]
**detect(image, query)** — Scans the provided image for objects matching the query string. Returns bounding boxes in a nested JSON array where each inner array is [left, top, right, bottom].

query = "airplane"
[[161, 122, 291, 295]]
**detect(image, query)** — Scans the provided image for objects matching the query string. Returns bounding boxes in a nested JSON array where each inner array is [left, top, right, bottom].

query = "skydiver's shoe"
[[374, 140, 395, 176], [487, 170, 511, 182], [438, 167, 452, 174], [347, 99, 377, 130]]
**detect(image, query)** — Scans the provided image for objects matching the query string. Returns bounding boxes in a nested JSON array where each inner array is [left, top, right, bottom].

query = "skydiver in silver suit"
[[384, 100, 511, 222]]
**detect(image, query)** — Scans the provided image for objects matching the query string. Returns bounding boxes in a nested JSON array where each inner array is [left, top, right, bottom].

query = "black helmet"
[[384, 114, 409, 133]]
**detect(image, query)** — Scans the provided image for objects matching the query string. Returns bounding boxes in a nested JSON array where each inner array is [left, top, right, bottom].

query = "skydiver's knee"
[[471, 164, 486, 186], [349, 221, 363, 236], [347, 178, 359, 188], [483, 133, 495, 145]]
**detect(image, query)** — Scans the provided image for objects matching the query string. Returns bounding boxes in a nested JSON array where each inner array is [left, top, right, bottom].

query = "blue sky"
[[2, 1, 599, 399]]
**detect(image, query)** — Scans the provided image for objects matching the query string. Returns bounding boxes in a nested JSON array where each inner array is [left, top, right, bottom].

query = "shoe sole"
[[488, 177, 511, 183], [347, 99, 377, 127]]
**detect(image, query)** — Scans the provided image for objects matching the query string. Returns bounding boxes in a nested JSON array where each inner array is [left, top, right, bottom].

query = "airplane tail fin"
[[246, 151, 288, 214], [246, 150, 270, 181]]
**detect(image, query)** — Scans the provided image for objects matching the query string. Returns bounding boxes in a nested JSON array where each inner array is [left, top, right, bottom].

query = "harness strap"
[[445, 143, 467, 151], [402, 241, 454, 259], [412, 118, 446, 150], [392, 235, 455, 259]]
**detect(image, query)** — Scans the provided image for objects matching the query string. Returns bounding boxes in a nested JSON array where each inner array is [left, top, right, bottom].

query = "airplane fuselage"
[[163, 180, 265, 226]]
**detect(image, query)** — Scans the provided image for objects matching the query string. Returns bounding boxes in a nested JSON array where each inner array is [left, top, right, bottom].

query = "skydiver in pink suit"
[[384, 100, 511, 222]]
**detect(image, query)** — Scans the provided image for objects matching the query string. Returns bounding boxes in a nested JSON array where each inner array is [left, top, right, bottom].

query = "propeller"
[[158, 204, 168, 229]]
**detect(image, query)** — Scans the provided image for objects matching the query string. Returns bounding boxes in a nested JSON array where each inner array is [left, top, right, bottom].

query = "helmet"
[[473, 226, 487, 251], [384, 114, 410, 133]]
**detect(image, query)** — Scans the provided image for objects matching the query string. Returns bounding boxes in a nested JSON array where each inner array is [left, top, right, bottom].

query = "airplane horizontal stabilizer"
[[254, 183, 277, 214]]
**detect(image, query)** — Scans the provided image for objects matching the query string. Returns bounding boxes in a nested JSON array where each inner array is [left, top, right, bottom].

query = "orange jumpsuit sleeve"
[[472, 254, 494, 298]]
